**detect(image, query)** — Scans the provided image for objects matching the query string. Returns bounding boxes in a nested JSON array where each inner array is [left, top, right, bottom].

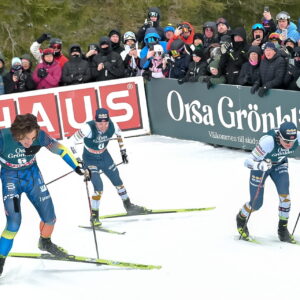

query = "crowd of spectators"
[[0, 6, 300, 96]]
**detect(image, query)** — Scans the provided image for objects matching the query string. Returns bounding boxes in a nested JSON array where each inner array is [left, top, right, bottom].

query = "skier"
[[0, 113, 87, 276], [236, 121, 300, 243], [68, 108, 149, 226]]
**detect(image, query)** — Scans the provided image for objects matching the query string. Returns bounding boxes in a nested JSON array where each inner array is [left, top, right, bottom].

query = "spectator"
[[0, 54, 8, 77], [139, 28, 167, 69], [261, 10, 277, 37], [250, 23, 268, 48], [3, 57, 35, 94], [32, 48, 62, 89], [167, 22, 195, 50], [142, 44, 167, 80], [164, 25, 175, 42], [30, 33, 69, 68], [202, 22, 219, 49], [91, 36, 125, 81], [120, 31, 141, 77], [178, 49, 208, 84], [84, 43, 100, 81], [237, 45, 262, 86], [189, 33, 204, 52], [275, 11, 300, 43], [108, 29, 124, 54], [20, 54, 33, 75], [199, 59, 226, 89], [165, 39, 190, 79], [251, 42, 286, 97], [136, 7, 165, 45], [284, 47, 300, 91], [62, 44, 91, 85], [219, 27, 249, 84], [216, 18, 231, 41], [284, 37, 297, 57]]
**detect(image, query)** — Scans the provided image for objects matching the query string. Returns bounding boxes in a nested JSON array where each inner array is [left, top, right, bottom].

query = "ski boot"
[[0, 256, 6, 276], [90, 209, 102, 227], [236, 212, 250, 240], [38, 237, 69, 258], [278, 219, 296, 244], [123, 199, 151, 215]]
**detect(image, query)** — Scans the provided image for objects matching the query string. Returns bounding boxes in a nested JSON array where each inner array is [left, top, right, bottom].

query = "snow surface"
[[1, 135, 300, 299]]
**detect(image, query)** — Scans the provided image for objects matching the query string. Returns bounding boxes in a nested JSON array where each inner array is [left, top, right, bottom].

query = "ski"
[[8, 252, 161, 270], [100, 206, 216, 219], [78, 225, 126, 235]]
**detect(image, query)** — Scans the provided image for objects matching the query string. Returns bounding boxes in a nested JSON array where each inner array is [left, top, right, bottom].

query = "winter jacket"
[[30, 41, 69, 67], [136, 7, 165, 44], [165, 54, 190, 79], [181, 60, 208, 82], [91, 48, 124, 81], [167, 21, 195, 50], [32, 60, 62, 89], [3, 69, 36, 93], [255, 51, 286, 89]]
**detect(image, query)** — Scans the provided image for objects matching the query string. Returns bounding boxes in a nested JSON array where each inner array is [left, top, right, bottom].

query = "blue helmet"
[[252, 23, 265, 31], [279, 121, 297, 141]]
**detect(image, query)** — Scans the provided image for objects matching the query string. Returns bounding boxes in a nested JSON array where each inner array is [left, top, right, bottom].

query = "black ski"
[[79, 225, 125, 235]]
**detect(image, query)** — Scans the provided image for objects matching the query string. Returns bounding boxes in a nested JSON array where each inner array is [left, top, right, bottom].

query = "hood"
[[203, 21, 217, 35], [147, 7, 161, 21], [108, 29, 121, 39], [231, 27, 247, 41], [247, 45, 262, 56], [99, 36, 111, 47], [144, 28, 161, 43], [69, 43, 82, 54]]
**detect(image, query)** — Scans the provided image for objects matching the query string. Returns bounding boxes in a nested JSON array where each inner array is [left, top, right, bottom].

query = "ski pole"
[[85, 178, 100, 259], [292, 212, 300, 235], [239, 171, 266, 240], [46, 170, 74, 186]]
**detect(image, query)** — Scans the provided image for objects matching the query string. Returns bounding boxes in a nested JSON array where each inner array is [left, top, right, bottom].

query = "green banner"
[[146, 79, 300, 156]]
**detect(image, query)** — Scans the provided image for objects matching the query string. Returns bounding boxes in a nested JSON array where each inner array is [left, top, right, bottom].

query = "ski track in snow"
[[1, 135, 300, 299]]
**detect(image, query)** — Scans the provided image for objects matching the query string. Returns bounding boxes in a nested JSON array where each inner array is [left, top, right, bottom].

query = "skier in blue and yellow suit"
[[0, 113, 86, 276]]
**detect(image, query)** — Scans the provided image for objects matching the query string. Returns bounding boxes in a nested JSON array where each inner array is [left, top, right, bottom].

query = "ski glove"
[[37, 68, 48, 78], [36, 33, 51, 44], [75, 166, 91, 181], [121, 149, 128, 164], [250, 84, 259, 94], [256, 159, 272, 171], [258, 86, 268, 97]]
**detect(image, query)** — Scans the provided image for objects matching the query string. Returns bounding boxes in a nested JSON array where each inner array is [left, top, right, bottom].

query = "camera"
[[147, 20, 153, 27], [264, 6, 269, 12], [130, 44, 136, 50], [177, 24, 182, 30], [255, 35, 261, 39]]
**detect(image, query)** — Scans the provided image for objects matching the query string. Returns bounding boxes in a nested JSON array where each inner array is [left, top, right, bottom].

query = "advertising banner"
[[0, 76, 150, 140], [146, 79, 300, 156]]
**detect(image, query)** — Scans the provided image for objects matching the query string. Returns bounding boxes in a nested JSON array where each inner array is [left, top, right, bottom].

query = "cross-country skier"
[[236, 121, 300, 243], [68, 108, 149, 227], [0, 113, 87, 276]]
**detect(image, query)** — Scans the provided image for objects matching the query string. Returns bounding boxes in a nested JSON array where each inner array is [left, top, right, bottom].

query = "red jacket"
[[167, 21, 195, 50]]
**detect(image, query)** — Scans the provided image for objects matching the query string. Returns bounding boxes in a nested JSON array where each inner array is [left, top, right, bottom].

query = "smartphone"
[[264, 6, 269, 12], [255, 35, 261, 39], [282, 29, 288, 40]]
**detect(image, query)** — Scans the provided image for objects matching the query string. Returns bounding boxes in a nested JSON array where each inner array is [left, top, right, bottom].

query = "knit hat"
[[164, 25, 175, 33], [11, 57, 22, 67], [193, 49, 204, 58], [264, 42, 276, 51], [216, 17, 229, 27], [193, 33, 204, 42], [95, 108, 109, 122]]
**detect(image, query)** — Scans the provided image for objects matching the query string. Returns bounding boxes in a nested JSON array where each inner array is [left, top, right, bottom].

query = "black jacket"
[[256, 52, 286, 89], [91, 49, 125, 81], [3, 69, 36, 93]]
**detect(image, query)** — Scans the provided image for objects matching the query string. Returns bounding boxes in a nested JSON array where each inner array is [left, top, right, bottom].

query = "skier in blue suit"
[[236, 121, 300, 243], [68, 108, 149, 226], [0, 113, 86, 276]]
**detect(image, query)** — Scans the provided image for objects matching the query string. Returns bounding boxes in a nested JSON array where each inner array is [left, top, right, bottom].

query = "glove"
[[258, 86, 268, 97], [37, 68, 48, 78], [220, 42, 231, 54], [250, 84, 259, 94], [36, 33, 51, 44], [178, 78, 185, 85], [206, 79, 213, 89], [121, 149, 128, 164], [202, 76, 209, 83], [256, 159, 272, 171], [75, 166, 91, 181]]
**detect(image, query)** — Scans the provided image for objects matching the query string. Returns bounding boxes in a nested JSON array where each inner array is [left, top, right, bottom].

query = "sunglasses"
[[170, 50, 180, 57], [149, 12, 158, 17], [279, 132, 296, 144]]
